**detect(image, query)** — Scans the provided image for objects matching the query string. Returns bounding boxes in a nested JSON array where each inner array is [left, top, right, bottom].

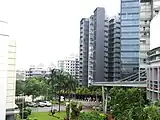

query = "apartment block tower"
[[79, 18, 89, 85], [120, 0, 160, 81], [108, 16, 121, 82], [88, 7, 109, 84], [79, 7, 121, 85]]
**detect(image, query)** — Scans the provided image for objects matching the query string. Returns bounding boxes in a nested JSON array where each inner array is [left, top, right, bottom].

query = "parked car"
[[27, 102, 38, 107], [44, 101, 52, 107], [38, 102, 46, 107]]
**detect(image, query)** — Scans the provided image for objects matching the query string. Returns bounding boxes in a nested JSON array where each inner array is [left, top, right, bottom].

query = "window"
[[122, 1, 139, 8], [121, 32, 139, 38], [121, 7, 139, 14], [121, 52, 139, 57], [121, 26, 139, 32], [121, 45, 139, 51], [121, 20, 139, 26]]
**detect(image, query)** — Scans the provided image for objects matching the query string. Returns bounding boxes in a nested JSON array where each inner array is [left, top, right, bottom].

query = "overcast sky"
[[0, 0, 120, 69]]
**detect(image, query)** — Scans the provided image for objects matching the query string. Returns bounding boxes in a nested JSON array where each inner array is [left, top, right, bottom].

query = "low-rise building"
[[57, 55, 79, 79]]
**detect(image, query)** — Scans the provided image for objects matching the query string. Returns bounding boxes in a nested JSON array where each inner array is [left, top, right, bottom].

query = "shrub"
[[23, 110, 29, 119], [19, 110, 29, 119], [78, 112, 106, 120], [25, 108, 32, 115]]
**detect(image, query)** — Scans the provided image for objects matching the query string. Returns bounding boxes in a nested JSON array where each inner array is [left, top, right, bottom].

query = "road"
[[30, 105, 66, 112], [30, 101, 99, 112]]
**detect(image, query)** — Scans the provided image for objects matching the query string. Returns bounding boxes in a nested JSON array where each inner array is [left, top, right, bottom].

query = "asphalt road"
[[30, 105, 66, 112], [30, 101, 99, 112]]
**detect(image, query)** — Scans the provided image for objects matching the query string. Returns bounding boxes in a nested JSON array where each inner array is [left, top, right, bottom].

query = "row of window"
[[121, 20, 139, 26], [121, 26, 139, 32], [121, 32, 139, 38], [121, 52, 139, 57], [121, 7, 140, 14], [121, 1, 139, 8]]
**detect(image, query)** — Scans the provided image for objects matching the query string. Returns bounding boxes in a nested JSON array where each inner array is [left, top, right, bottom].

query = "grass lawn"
[[29, 111, 66, 120]]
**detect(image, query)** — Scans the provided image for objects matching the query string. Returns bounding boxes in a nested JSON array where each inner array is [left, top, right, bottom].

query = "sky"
[[0, 0, 120, 69]]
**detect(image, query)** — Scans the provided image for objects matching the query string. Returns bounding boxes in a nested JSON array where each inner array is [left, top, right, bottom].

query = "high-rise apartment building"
[[80, 7, 121, 85], [120, 0, 160, 81], [79, 18, 89, 85], [0, 21, 17, 120], [108, 16, 121, 82], [88, 7, 109, 84], [57, 55, 79, 79]]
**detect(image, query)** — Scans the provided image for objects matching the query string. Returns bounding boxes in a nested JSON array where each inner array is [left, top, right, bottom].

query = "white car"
[[44, 101, 52, 107], [38, 102, 46, 107]]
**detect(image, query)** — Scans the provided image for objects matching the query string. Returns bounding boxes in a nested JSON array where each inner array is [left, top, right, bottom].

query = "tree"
[[64, 73, 78, 101], [47, 69, 66, 112], [109, 87, 146, 120], [16, 80, 25, 96], [24, 77, 42, 101], [143, 105, 160, 120]]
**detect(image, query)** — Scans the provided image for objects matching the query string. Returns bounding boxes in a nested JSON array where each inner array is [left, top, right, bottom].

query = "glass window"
[[121, 45, 139, 51], [121, 20, 139, 26], [121, 58, 139, 64], [122, 1, 139, 8], [122, 0, 139, 1], [121, 32, 139, 38], [121, 39, 139, 45], [121, 7, 139, 13], [121, 26, 139, 32], [121, 52, 139, 57], [121, 13, 139, 20]]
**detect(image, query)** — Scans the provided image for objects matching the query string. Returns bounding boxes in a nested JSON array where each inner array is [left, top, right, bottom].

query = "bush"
[[24, 110, 29, 119], [20, 110, 29, 119], [78, 112, 106, 120], [25, 108, 32, 115]]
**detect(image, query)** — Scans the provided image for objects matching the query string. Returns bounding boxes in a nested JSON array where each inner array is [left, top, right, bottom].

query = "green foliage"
[[25, 108, 32, 115], [16, 80, 25, 96], [75, 86, 101, 96], [14, 114, 21, 120], [78, 112, 105, 120], [143, 105, 160, 120], [71, 101, 81, 120], [24, 77, 43, 99], [66, 102, 70, 120], [108, 87, 160, 120], [20, 110, 29, 119], [48, 69, 78, 111], [66, 101, 84, 120], [109, 87, 146, 120]]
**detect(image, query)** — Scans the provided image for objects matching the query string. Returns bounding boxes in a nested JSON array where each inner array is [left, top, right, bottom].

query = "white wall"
[[0, 35, 9, 120], [6, 40, 16, 110], [150, 13, 160, 50]]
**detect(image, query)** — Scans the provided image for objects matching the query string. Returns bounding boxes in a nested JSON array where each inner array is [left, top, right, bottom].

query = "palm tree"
[[46, 68, 57, 112], [65, 73, 78, 101]]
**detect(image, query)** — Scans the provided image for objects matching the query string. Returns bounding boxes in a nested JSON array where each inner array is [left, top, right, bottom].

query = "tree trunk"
[[58, 93, 61, 112]]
